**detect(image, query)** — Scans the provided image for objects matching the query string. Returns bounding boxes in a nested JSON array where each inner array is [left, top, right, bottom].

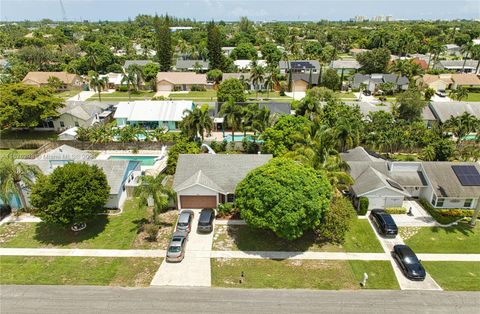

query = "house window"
[[74, 121, 79, 127], [464, 199, 473, 208], [227, 194, 235, 203], [436, 198, 444, 207], [431, 194, 437, 206], [59, 121, 65, 127]]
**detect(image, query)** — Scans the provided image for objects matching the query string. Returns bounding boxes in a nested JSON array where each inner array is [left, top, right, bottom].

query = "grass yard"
[[0, 149, 37, 158], [423, 262, 480, 291], [56, 90, 80, 99], [0, 130, 58, 140], [402, 223, 480, 253], [211, 259, 398, 290], [0, 256, 161, 286], [336, 92, 357, 99], [212, 218, 383, 253], [465, 93, 480, 102], [0, 200, 175, 250], [87, 91, 155, 101]]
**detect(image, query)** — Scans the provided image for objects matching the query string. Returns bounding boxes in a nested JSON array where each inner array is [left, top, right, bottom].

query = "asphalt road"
[[2, 285, 479, 313]]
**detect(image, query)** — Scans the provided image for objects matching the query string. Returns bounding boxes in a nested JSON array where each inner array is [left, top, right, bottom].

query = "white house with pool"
[[15, 145, 143, 209], [113, 100, 194, 131]]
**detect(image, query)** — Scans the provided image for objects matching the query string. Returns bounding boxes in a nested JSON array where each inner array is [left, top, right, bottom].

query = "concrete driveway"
[[367, 217, 442, 291], [150, 209, 214, 287], [391, 200, 437, 227]]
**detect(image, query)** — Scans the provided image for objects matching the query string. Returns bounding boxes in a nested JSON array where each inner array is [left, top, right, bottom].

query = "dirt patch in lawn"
[[0, 223, 30, 244], [132, 208, 177, 249]]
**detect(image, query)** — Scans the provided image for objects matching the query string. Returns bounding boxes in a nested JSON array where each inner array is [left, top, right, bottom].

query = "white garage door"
[[368, 197, 385, 210], [157, 83, 172, 91], [385, 197, 403, 208]]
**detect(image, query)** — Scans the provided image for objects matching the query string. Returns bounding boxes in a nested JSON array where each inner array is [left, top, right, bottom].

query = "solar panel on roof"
[[452, 165, 480, 186], [291, 61, 315, 69]]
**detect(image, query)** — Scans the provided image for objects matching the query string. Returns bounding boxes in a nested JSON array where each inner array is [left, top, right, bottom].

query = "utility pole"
[[59, 0, 67, 21]]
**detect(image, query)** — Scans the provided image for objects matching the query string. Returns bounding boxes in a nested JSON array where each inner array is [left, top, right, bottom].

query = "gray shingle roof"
[[422, 162, 480, 198], [173, 154, 272, 194], [175, 60, 209, 70], [124, 60, 158, 68], [429, 102, 480, 123], [329, 60, 361, 69], [58, 103, 110, 121], [435, 60, 478, 69], [351, 73, 409, 89]]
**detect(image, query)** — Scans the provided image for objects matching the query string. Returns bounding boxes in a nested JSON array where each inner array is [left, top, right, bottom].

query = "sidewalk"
[[150, 209, 214, 287], [0, 248, 165, 257], [67, 90, 96, 101], [0, 214, 41, 226]]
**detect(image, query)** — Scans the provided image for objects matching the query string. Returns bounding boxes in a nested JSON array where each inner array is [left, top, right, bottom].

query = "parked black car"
[[0, 204, 12, 221], [393, 245, 426, 281], [370, 209, 398, 238], [197, 208, 215, 233]]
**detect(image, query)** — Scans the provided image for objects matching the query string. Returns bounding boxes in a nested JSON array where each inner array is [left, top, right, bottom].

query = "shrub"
[[358, 197, 369, 215], [217, 202, 236, 218], [437, 209, 475, 217], [419, 199, 460, 224], [385, 207, 407, 214], [315, 197, 356, 244], [190, 85, 206, 92], [242, 138, 260, 154], [151, 95, 167, 100], [144, 223, 159, 241], [117, 86, 128, 92]]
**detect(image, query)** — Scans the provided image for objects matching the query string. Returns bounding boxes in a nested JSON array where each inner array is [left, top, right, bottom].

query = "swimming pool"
[[223, 134, 263, 143], [108, 155, 159, 166]]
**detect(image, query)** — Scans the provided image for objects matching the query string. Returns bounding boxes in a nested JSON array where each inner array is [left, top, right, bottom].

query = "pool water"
[[223, 134, 263, 143], [108, 155, 158, 166]]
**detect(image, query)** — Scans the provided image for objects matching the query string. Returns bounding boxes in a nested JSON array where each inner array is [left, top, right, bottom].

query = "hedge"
[[437, 209, 475, 217], [385, 207, 407, 214], [358, 197, 369, 215], [419, 199, 472, 224]]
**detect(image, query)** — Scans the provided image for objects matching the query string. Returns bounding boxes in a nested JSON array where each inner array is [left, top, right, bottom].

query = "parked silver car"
[[166, 231, 188, 262], [176, 210, 194, 233]]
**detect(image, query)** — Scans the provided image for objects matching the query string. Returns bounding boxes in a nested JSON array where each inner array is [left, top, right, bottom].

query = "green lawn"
[[336, 92, 356, 99], [0, 130, 58, 140], [0, 256, 161, 286], [402, 223, 480, 253], [423, 262, 480, 291], [211, 259, 398, 290], [465, 93, 480, 102], [0, 149, 37, 158], [212, 218, 383, 253], [0, 200, 150, 249], [87, 91, 155, 101], [56, 90, 80, 99]]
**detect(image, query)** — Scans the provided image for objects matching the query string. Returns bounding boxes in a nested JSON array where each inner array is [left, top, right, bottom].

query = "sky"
[[1, 0, 479, 22]]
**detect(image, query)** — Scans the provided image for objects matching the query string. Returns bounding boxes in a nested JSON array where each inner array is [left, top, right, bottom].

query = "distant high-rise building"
[[386, 15, 394, 22], [353, 15, 368, 22]]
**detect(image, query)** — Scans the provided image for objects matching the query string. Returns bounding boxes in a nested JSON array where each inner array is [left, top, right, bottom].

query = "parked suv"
[[197, 208, 215, 233], [393, 244, 426, 281], [370, 209, 398, 238], [435, 89, 447, 97], [176, 210, 194, 233]]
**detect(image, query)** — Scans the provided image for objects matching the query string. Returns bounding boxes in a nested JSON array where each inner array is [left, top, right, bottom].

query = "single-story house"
[[450, 73, 480, 89], [173, 154, 272, 209], [114, 100, 193, 130], [175, 60, 209, 72], [53, 103, 112, 131], [99, 73, 126, 89], [234, 59, 267, 71], [16, 145, 141, 209], [351, 73, 409, 92], [416, 74, 453, 91], [329, 60, 361, 74], [349, 48, 370, 56], [279, 60, 320, 74], [222, 73, 252, 89], [444, 44, 461, 56], [428, 102, 480, 123], [341, 147, 480, 210], [434, 60, 480, 74], [156, 72, 208, 91], [123, 60, 158, 69], [289, 72, 320, 92], [221, 47, 236, 57], [22, 71, 82, 90]]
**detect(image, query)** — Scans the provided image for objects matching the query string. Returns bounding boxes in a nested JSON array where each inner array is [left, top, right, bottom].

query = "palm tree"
[[0, 151, 41, 211], [180, 104, 213, 141], [250, 61, 265, 100], [121, 70, 138, 102], [460, 42, 474, 73], [89, 72, 108, 102], [263, 72, 274, 99], [420, 145, 436, 161], [134, 173, 176, 225], [445, 112, 479, 143], [219, 98, 242, 142], [126, 64, 145, 91], [449, 87, 469, 101]]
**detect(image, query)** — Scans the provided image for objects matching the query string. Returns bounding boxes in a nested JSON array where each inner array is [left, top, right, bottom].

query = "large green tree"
[[154, 15, 173, 71], [356, 48, 391, 74], [207, 21, 224, 70], [0, 84, 64, 129], [30, 163, 110, 228], [396, 88, 426, 121], [180, 104, 214, 141], [217, 78, 246, 102], [236, 158, 333, 240]]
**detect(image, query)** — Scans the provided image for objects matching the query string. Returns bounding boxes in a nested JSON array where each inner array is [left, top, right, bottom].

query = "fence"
[[0, 139, 51, 150]]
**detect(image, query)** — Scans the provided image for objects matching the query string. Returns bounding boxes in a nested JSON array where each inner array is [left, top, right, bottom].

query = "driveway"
[[67, 90, 96, 101], [367, 217, 442, 291], [285, 91, 305, 100], [391, 200, 437, 227], [150, 209, 213, 287], [431, 94, 452, 102], [154, 91, 171, 98]]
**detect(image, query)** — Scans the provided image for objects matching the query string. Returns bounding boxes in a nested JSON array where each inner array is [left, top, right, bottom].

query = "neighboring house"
[[428, 102, 480, 123], [450, 73, 480, 89], [279, 60, 320, 74], [329, 60, 361, 74], [234, 59, 267, 71], [215, 101, 290, 116], [434, 60, 480, 74], [221, 47, 236, 57], [123, 60, 158, 69], [341, 147, 480, 210], [411, 58, 429, 70], [444, 44, 461, 56], [53, 103, 112, 131], [114, 100, 193, 130], [289, 72, 320, 92], [156, 72, 208, 91], [16, 145, 141, 209], [416, 74, 453, 91], [99, 73, 125, 89], [175, 60, 209, 72], [22, 71, 82, 90], [222, 73, 252, 89], [173, 154, 272, 209], [349, 48, 370, 56], [351, 73, 409, 92]]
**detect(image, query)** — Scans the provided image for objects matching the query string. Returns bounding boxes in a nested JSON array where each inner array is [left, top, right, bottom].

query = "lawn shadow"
[[33, 215, 109, 246], [430, 222, 476, 236]]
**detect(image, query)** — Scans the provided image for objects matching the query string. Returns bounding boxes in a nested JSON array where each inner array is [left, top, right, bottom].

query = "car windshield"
[[168, 246, 181, 253], [177, 222, 187, 227], [404, 256, 419, 264]]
